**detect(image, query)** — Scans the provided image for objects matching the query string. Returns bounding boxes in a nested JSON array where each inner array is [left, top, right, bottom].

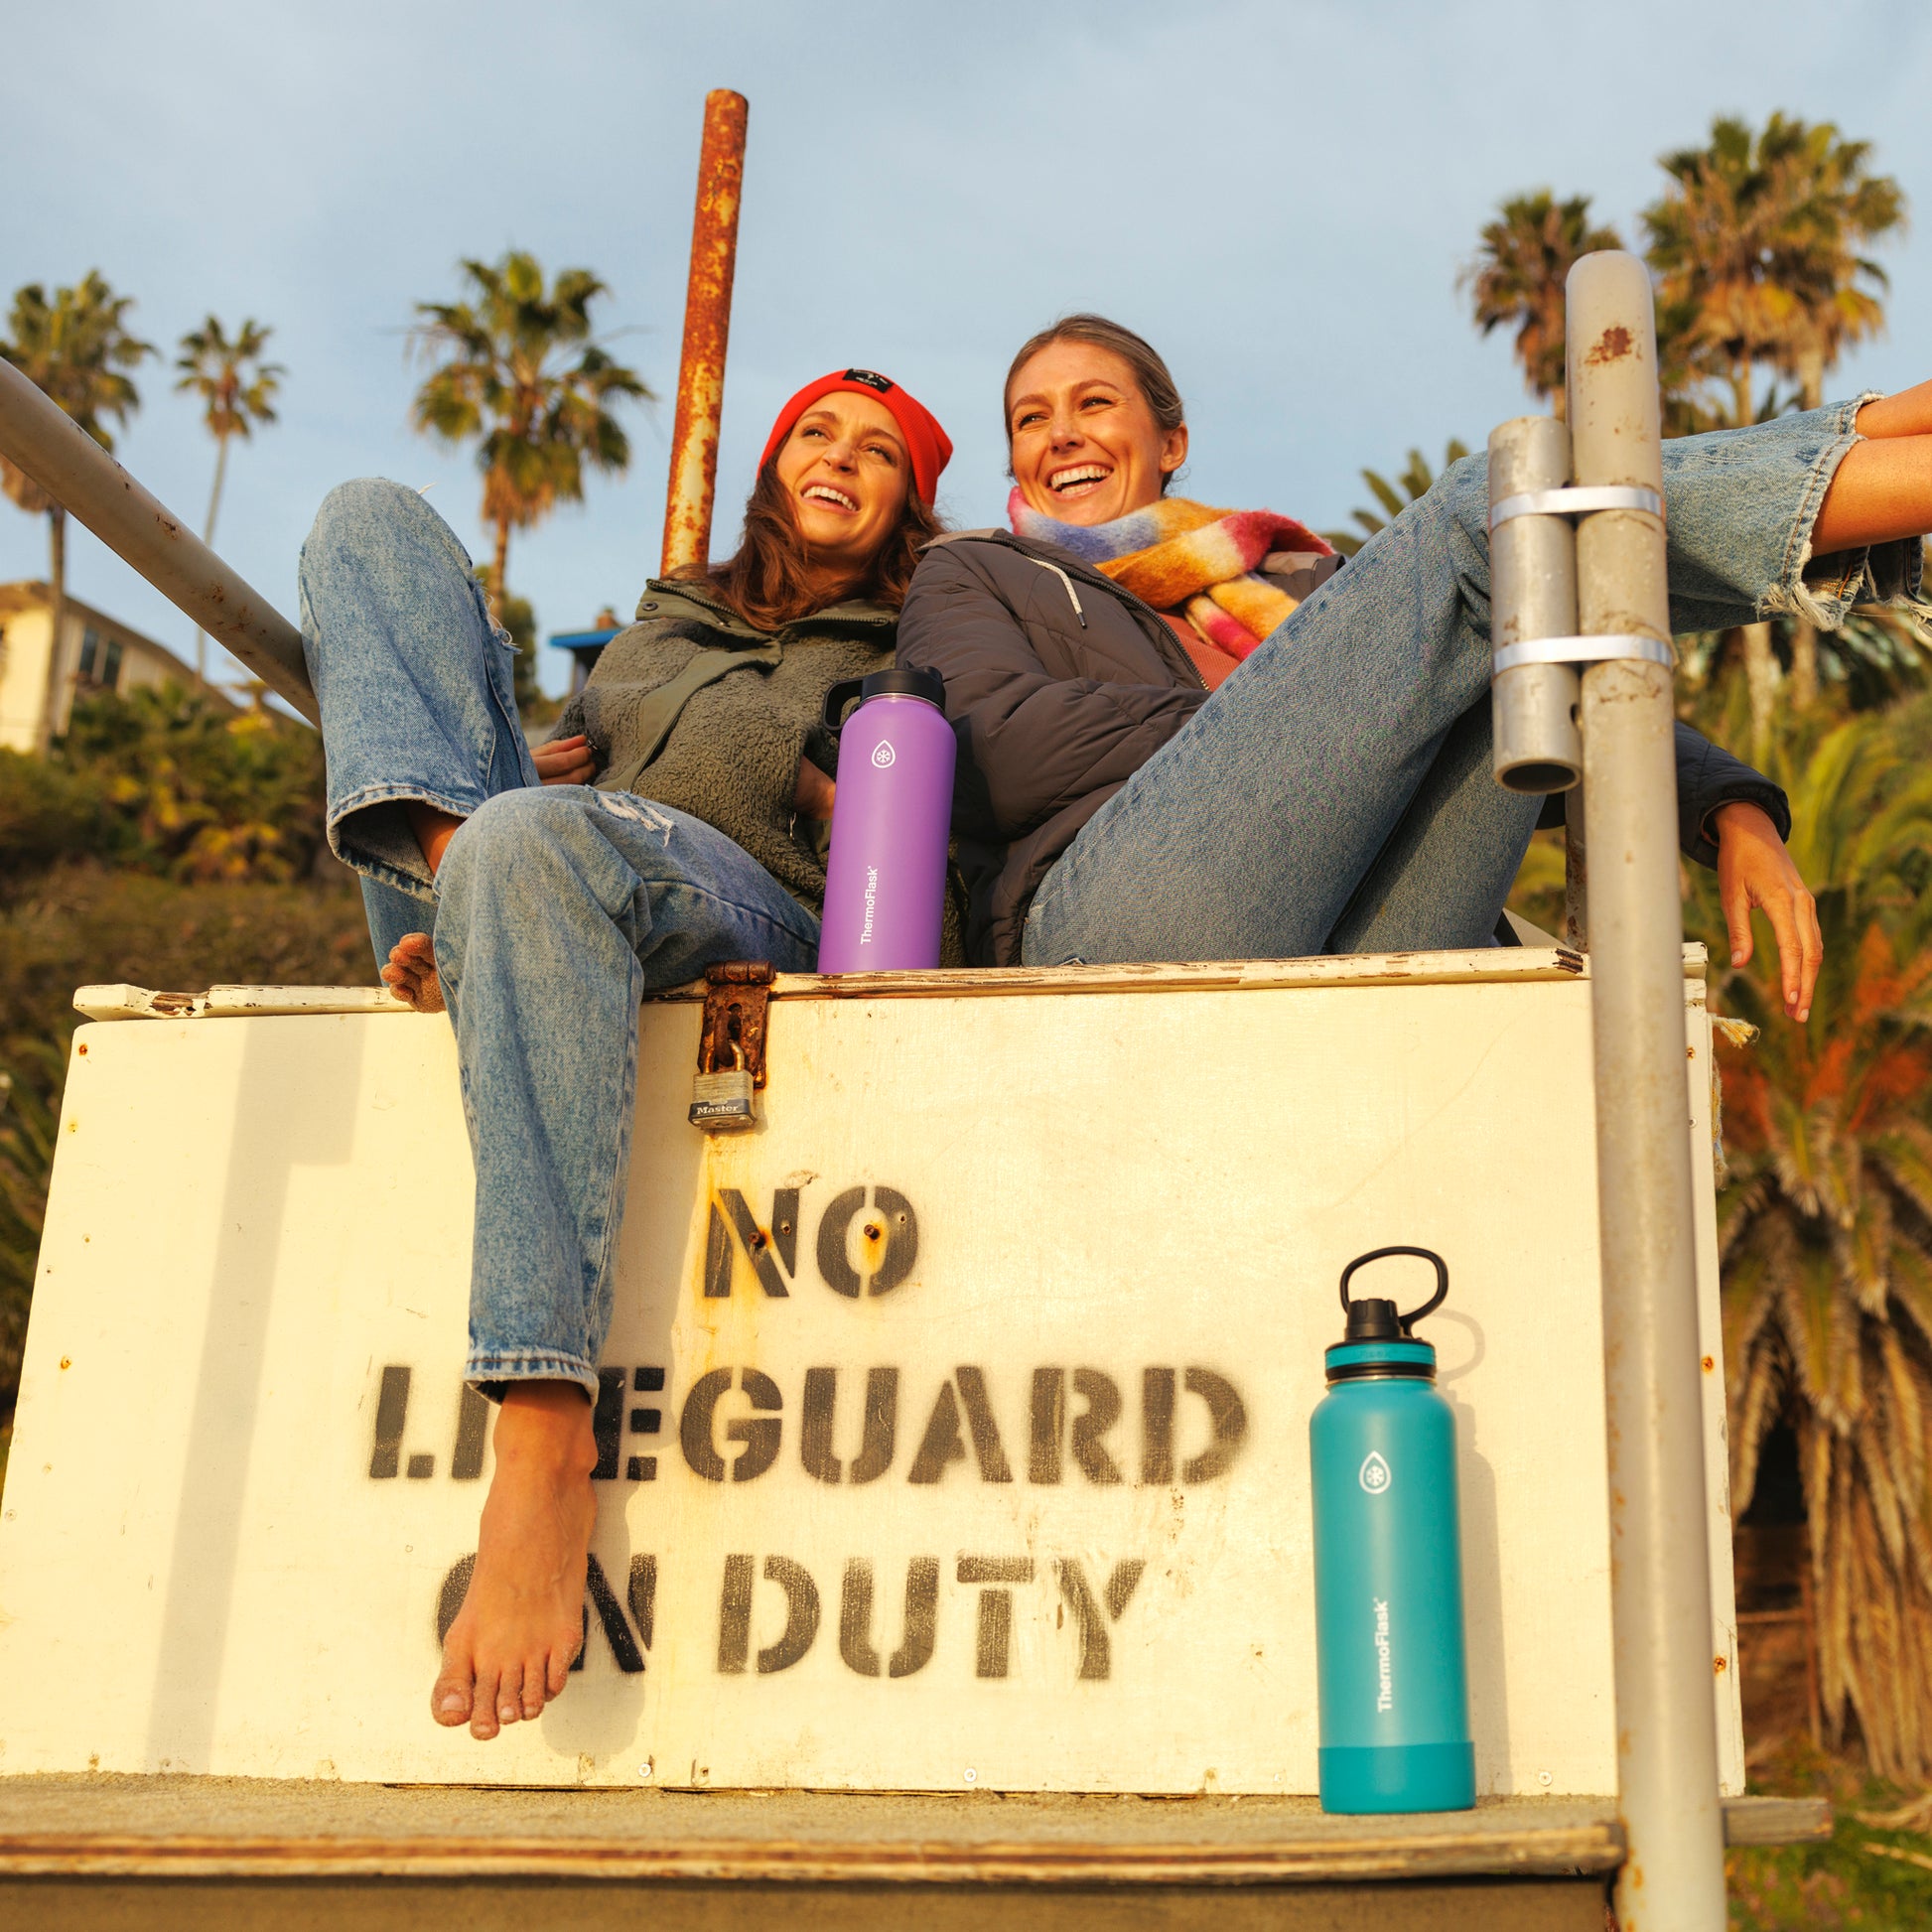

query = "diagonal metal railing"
[[0, 354, 318, 722]]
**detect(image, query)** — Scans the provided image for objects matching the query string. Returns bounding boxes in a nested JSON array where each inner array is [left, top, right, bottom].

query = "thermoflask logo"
[[872, 742, 897, 768], [1358, 1450, 1392, 1495]]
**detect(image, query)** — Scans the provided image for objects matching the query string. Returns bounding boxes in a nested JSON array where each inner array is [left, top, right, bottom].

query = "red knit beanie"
[[758, 369, 952, 505]]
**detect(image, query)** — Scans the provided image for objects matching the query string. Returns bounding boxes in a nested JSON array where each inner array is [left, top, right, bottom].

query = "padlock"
[[690, 1067, 757, 1132]]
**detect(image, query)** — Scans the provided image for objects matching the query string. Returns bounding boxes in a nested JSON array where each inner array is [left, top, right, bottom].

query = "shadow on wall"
[[144, 1017, 367, 1767], [1436, 1308, 1512, 1793]]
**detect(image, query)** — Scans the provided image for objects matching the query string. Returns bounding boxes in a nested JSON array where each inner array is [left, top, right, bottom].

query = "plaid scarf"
[[1008, 487, 1333, 660]]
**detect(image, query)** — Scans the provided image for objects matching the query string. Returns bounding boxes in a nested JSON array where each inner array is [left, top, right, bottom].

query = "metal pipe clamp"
[[1492, 632, 1675, 675], [1488, 484, 1664, 532]]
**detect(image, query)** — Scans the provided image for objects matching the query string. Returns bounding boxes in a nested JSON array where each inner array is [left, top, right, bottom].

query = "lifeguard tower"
[[0, 91, 1827, 1931]]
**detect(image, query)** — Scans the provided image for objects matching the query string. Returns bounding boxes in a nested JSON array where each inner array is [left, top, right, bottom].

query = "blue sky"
[[5, 0, 1929, 698]]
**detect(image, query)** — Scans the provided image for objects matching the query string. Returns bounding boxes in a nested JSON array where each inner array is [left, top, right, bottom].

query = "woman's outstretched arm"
[[1811, 379, 1932, 553]]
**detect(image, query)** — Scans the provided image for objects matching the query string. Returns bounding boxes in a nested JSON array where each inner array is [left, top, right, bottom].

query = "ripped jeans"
[[298, 480, 820, 1397], [1024, 398, 1925, 965]]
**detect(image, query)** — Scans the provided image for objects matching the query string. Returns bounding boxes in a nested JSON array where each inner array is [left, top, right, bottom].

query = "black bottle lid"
[[1342, 1296, 1404, 1342], [823, 665, 945, 730], [1337, 1246, 1449, 1339], [860, 665, 945, 706]]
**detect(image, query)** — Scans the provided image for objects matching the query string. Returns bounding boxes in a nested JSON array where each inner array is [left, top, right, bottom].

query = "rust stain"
[[1714, 1654, 1728, 1675], [1586, 325, 1635, 366], [1701, 1355, 1716, 1373], [696, 961, 772, 1088], [661, 90, 749, 575]]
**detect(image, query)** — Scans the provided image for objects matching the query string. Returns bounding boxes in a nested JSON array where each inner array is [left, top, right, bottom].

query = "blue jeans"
[[1025, 401, 1915, 965], [298, 480, 819, 1397]]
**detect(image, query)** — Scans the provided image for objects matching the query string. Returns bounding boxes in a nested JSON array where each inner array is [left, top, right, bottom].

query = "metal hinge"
[[689, 962, 774, 1132]]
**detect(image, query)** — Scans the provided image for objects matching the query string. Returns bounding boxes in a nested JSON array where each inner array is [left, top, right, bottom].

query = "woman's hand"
[[534, 734, 598, 786], [1714, 801, 1822, 1023], [381, 932, 445, 1014], [794, 756, 836, 821]]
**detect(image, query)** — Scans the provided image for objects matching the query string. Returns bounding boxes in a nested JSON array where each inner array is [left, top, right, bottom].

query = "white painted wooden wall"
[[0, 950, 1742, 1794]]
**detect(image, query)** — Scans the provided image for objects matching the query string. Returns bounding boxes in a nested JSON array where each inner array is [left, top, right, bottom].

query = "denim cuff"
[[466, 1347, 601, 1406], [1766, 393, 1932, 631], [328, 780, 482, 902]]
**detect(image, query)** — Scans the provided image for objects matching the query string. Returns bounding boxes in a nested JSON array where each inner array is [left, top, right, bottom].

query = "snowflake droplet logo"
[[872, 741, 897, 768], [1359, 1450, 1392, 1495]]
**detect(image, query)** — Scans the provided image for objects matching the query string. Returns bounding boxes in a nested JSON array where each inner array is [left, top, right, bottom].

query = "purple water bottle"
[[816, 667, 955, 973]]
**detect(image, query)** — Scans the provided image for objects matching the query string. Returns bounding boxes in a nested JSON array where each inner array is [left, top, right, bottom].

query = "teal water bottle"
[[1311, 1246, 1474, 1814]]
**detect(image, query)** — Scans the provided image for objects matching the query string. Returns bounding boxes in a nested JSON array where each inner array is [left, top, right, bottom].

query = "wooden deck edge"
[[0, 1795, 1826, 1883], [72, 946, 1717, 1023], [1721, 1793, 1834, 1846], [0, 1824, 1624, 1884]]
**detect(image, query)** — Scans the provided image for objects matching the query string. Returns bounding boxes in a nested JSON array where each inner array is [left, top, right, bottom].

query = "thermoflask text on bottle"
[[1310, 1245, 1475, 1814], [816, 667, 956, 974]]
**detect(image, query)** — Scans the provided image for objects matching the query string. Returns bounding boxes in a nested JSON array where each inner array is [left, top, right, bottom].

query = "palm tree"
[[0, 274, 154, 753], [1461, 192, 1624, 419], [1703, 702, 1932, 1785], [1643, 114, 1906, 733], [1644, 113, 1903, 431], [1322, 441, 1470, 558], [175, 318, 284, 690], [410, 252, 649, 614]]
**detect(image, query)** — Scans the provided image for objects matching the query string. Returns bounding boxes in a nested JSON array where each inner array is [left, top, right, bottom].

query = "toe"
[[469, 1662, 504, 1740], [431, 1654, 475, 1729], [494, 1662, 526, 1729], [521, 1657, 547, 1721]]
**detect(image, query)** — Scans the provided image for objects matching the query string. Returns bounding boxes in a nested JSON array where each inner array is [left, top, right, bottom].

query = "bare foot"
[[432, 1383, 598, 1740], [381, 932, 445, 1013]]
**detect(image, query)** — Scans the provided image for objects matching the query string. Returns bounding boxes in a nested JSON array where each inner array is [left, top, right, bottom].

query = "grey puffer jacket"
[[897, 529, 1790, 966], [554, 577, 894, 917]]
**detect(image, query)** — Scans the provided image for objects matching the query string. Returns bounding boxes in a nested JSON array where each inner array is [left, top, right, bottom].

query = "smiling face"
[[1007, 341, 1188, 526], [771, 390, 912, 576]]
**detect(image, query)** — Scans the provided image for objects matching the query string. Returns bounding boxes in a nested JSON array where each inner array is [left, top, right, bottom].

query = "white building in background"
[[0, 580, 236, 752]]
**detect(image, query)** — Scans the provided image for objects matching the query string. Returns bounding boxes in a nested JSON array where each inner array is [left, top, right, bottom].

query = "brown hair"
[[680, 459, 943, 631], [1003, 313, 1186, 492]]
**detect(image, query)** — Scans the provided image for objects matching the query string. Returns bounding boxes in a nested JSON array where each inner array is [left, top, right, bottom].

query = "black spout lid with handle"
[[823, 665, 946, 730], [1326, 1246, 1449, 1381]]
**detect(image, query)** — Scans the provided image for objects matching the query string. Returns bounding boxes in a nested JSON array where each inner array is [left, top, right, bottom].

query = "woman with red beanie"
[[297, 367, 950, 1744]]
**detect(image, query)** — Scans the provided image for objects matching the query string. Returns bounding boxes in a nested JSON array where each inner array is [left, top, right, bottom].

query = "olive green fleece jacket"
[[554, 578, 970, 957]]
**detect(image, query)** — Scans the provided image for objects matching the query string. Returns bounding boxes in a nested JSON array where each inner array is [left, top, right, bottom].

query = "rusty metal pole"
[[659, 89, 749, 577], [0, 356, 318, 723], [1568, 250, 1726, 1932]]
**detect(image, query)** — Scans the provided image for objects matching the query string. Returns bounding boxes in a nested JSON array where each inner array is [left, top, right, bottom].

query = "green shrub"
[[0, 749, 109, 876], [0, 862, 370, 1421], [8, 683, 337, 887]]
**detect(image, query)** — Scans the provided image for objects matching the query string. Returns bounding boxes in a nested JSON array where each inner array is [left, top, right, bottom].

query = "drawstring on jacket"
[[1028, 555, 1087, 627]]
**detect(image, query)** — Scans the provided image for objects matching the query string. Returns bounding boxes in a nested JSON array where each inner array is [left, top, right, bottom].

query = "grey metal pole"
[[1568, 250, 1725, 1931], [0, 356, 317, 724], [1488, 415, 1583, 792]]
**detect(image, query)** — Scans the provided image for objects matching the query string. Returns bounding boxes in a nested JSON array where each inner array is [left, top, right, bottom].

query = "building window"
[[79, 627, 99, 679], [102, 639, 124, 689]]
